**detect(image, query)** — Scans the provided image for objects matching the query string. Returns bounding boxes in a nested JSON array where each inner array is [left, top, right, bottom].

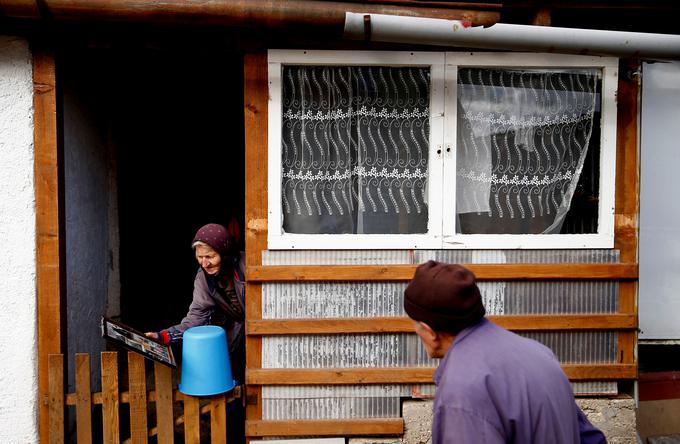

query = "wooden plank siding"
[[242, 52, 640, 439], [248, 263, 638, 282], [246, 418, 404, 437], [247, 364, 637, 385], [247, 314, 637, 335]]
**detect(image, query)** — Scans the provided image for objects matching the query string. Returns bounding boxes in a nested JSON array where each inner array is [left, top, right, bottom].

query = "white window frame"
[[268, 50, 446, 249], [267, 50, 618, 250]]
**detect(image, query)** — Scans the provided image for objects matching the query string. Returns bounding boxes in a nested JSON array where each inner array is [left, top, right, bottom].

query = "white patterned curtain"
[[456, 68, 599, 234], [281, 65, 430, 234]]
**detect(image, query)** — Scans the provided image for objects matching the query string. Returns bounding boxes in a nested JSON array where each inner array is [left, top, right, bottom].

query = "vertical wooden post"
[[154, 362, 175, 444], [75, 353, 92, 444], [48, 354, 64, 444], [615, 59, 640, 370], [183, 395, 201, 444], [101, 352, 120, 444], [33, 47, 62, 444], [244, 52, 268, 439], [210, 395, 227, 444], [127, 353, 148, 444]]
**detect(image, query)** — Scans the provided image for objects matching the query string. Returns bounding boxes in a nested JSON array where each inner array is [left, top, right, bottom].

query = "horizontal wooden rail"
[[65, 386, 242, 406], [246, 418, 404, 437], [247, 263, 639, 282], [247, 364, 637, 385], [247, 314, 637, 335]]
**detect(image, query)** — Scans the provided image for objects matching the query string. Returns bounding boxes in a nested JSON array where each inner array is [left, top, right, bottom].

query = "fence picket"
[[128, 352, 148, 444], [154, 362, 175, 443], [46, 351, 239, 443], [210, 395, 227, 444], [183, 395, 201, 444], [48, 354, 64, 444], [101, 352, 120, 444], [75, 353, 92, 444]]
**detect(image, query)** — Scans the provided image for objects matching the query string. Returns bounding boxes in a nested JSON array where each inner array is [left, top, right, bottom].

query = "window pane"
[[455, 68, 600, 234], [281, 65, 430, 234]]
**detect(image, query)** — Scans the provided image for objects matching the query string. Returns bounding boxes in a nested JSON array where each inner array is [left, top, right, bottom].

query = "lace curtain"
[[281, 66, 430, 234], [456, 68, 599, 234]]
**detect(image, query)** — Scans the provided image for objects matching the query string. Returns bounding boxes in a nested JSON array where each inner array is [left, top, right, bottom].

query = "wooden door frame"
[[33, 47, 63, 443]]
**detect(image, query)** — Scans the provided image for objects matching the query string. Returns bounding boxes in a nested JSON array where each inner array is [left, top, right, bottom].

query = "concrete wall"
[[0, 35, 38, 443]]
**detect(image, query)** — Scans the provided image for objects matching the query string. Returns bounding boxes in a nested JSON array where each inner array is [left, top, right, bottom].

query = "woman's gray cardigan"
[[163, 253, 245, 353]]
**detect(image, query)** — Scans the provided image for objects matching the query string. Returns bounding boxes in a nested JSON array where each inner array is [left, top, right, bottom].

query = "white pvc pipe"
[[345, 12, 680, 60]]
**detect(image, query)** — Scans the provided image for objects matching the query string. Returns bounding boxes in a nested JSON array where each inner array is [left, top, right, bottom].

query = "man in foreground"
[[404, 260, 607, 443]]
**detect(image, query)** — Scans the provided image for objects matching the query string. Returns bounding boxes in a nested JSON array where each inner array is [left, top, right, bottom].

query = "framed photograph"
[[101, 317, 177, 368]]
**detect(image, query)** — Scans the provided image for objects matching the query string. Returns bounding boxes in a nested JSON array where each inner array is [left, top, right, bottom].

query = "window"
[[268, 51, 618, 249]]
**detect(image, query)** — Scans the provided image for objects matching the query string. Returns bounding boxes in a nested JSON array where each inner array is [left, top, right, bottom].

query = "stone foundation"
[[351, 397, 636, 444]]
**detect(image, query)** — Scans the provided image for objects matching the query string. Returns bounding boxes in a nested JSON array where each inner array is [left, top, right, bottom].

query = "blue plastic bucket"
[[179, 325, 236, 396]]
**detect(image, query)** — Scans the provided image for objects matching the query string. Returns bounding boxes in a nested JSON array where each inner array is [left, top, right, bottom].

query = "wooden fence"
[[47, 351, 241, 444]]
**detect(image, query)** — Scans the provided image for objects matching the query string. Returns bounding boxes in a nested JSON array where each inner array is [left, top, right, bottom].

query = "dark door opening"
[[61, 44, 245, 369], [113, 50, 246, 333]]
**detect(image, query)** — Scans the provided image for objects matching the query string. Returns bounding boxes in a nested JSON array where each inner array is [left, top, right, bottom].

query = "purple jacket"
[[163, 253, 245, 353], [432, 318, 606, 444]]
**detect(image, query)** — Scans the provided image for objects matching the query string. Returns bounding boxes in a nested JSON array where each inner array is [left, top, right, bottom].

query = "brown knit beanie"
[[404, 261, 485, 334]]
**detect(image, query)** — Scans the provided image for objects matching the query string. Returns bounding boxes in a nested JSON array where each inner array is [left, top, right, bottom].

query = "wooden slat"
[[247, 364, 636, 385], [154, 362, 175, 444], [615, 59, 641, 371], [244, 52, 269, 430], [247, 314, 637, 335], [564, 364, 637, 380], [210, 395, 227, 444], [127, 353, 148, 444], [247, 263, 638, 282], [101, 352, 120, 444], [246, 418, 404, 437], [48, 354, 64, 444], [183, 395, 201, 444], [34, 47, 62, 444], [74, 353, 92, 444]]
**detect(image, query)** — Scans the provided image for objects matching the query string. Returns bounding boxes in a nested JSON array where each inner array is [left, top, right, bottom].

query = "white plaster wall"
[[0, 36, 38, 443]]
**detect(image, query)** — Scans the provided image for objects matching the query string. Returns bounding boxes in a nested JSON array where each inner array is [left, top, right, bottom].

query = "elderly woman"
[[146, 222, 245, 382]]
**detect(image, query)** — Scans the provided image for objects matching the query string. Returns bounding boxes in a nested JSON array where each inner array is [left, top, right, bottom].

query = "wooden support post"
[[244, 52, 269, 440], [615, 59, 640, 372], [34, 46, 62, 444], [75, 353, 92, 444]]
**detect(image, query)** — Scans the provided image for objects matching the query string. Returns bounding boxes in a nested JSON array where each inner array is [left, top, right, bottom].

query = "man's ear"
[[418, 321, 440, 345]]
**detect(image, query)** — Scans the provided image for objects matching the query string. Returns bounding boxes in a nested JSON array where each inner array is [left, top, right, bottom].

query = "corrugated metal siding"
[[262, 385, 408, 420], [263, 334, 437, 368], [263, 249, 619, 265], [262, 281, 505, 318], [259, 248, 620, 415]]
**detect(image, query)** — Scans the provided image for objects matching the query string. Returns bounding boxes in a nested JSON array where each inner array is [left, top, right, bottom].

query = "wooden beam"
[[244, 52, 269, 433], [247, 263, 638, 282], [615, 59, 641, 371], [247, 314, 637, 335], [0, 1, 500, 27], [246, 418, 404, 437], [34, 47, 62, 444], [247, 364, 636, 385]]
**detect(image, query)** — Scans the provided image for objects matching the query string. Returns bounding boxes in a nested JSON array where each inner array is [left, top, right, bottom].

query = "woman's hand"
[[144, 332, 159, 340]]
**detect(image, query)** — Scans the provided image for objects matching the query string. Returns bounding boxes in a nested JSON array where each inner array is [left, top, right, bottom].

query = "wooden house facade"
[[2, 1, 680, 442]]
